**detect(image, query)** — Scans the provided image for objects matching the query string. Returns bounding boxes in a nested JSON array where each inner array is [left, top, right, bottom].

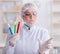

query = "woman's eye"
[[33, 13, 37, 16], [25, 14, 31, 16]]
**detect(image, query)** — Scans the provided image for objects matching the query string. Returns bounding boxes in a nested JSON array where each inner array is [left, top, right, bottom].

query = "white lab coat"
[[2, 24, 50, 54]]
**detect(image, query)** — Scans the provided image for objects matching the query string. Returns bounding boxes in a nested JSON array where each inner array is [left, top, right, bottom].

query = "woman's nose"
[[30, 15, 34, 19]]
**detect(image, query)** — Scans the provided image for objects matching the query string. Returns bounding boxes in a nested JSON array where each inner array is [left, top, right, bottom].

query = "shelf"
[[51, 29, 60, 36], [52, 23, 60, 28], [52, 7, 60, 13], [51, 34, 60, 47], [0, 43, 5, 48], [52, 22, 60, 25], [2, 12, 20, 13], [52, 12, 60, 17], [53, 12, 60, 14], [52, 41, 60, 47], [52, 8, 60, 13], [52, 34, 60, 40], [0, 0, 21, 2], [0, 0, 23, 14], [52, 18, 60, 23], [53, 0, 60, 3]]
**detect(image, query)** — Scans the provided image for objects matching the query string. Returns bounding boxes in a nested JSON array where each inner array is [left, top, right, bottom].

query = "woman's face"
[[23, 7, 38, 24]]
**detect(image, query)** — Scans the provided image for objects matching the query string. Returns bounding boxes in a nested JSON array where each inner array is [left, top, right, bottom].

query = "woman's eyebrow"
[[24, 10, 30, 13], [24, 12, 30, 14], [24, 10, 37, 14]]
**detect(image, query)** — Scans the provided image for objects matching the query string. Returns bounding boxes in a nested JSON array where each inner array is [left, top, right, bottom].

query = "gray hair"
[[20, 3, 39, 17]]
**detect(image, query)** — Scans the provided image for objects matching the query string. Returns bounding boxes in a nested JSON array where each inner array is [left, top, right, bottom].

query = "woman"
[[2, 3, 52, 54]]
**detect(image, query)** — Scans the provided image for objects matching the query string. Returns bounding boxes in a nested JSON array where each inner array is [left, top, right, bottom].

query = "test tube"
[[16, 21, 20, 34], [14, 22, 16, 34], [8, 24, 13, 35]]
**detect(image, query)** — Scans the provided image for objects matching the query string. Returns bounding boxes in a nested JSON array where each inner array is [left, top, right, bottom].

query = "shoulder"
[[34, 26, 49, 35], [40, 27, 48, 34], [36, 26, 48, 33]]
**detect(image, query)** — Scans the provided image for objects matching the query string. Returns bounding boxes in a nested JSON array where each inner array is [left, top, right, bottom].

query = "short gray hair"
[[20, 3, 39, 17]]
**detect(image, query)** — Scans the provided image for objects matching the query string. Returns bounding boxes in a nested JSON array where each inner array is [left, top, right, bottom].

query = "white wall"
[[0, 12, 3, 43], [38, 0, 52, 33]]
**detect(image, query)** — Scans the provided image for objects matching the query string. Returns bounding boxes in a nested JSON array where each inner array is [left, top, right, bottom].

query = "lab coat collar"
[[23, 23, 36, 31]]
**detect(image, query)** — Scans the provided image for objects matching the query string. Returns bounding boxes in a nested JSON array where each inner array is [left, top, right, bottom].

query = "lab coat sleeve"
[[40, 29, 50, 42], [2, 34, 15, 54], [40, 28, 51, 54]]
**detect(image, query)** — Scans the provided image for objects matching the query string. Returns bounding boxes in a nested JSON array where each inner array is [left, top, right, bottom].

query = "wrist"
[[9, 40, 15, 47], [39, 50, 45, 54], [39, 52, 45, 54]]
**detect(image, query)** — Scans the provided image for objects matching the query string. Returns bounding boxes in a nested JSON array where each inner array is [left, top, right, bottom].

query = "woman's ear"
[[23, 15, 25, 18], [22, 17, 25, 21]]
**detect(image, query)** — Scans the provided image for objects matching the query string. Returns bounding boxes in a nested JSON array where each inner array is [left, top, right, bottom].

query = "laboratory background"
[[0, 0, 60, 54]]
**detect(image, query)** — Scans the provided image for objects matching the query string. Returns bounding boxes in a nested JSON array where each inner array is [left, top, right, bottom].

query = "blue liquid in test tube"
[[8, 24, 13, 35]]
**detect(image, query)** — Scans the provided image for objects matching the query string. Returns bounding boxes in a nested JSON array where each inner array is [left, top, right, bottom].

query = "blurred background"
[[0, 0, 60, 54]]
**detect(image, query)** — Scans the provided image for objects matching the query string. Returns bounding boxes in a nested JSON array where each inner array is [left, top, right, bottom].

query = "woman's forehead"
[[24, 7, 37, 13]]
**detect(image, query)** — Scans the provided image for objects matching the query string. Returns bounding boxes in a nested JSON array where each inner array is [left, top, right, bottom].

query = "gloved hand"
[[9, 34, 18, 47], [38, 38, 53, 54]]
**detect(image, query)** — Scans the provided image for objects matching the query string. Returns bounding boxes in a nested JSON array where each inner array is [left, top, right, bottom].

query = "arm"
[[38, 29, 53, 54], [2, 34, 18, 54]]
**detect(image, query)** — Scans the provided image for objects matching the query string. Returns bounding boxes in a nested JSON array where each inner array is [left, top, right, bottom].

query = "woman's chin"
[[30, 22, 35, 25], [29, 21, 35, 24]]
